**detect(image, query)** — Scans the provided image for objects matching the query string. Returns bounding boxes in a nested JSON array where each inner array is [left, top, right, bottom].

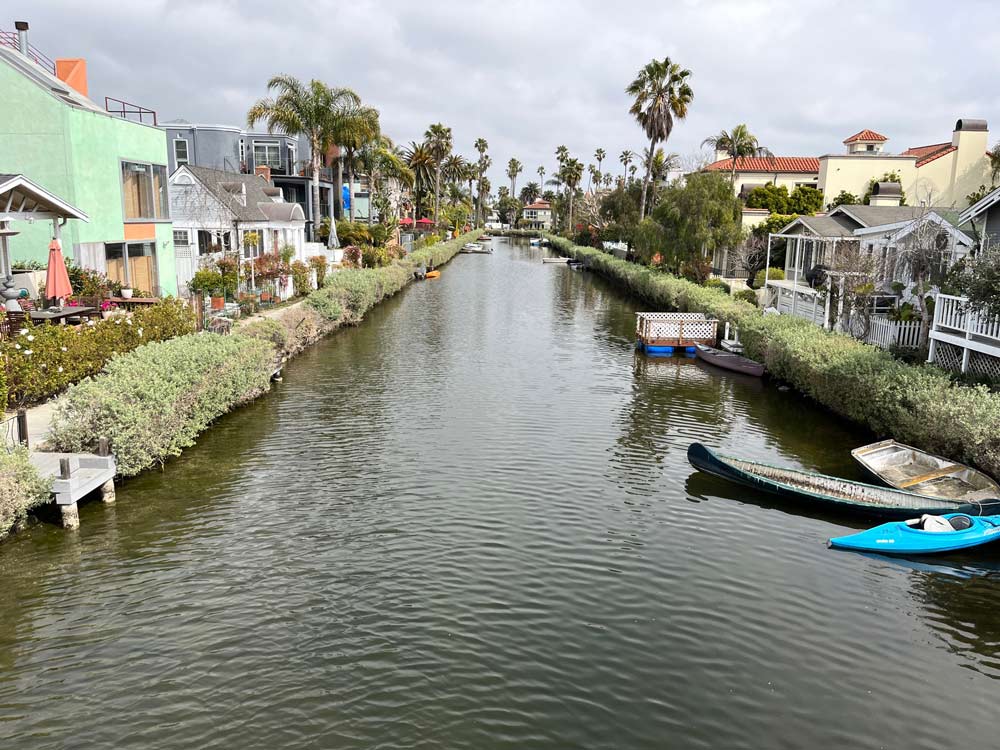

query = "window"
[[121, 161, 169, 220], [197, 230, 231, 256], [173, 229, 190, 246], [174, 139, 189, 166], [242, 230, 262, 259], [105, 241, 159, 294], [253, 141, 281, 170], [288, 143, 297, 174]]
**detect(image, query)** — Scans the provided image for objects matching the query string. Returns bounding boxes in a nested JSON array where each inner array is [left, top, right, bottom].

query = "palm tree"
[[403, 141, 435, 218], [247, 75, 361, 247], [360, 135, 414, 226], [603, 173, 613, 189], [619, 150, 634, 183], [587, 163, 599, 193], [555, 145, 569, 171], [702, 124, 772, 185], [424, 123, 453, 224], [337, 104, 380, 222], [443, 154, 467, 187], [560, 158, 584, 232], [594, 148, 606, 179], [537, 166, 546, 193], [629, 164, 637, 183], [626, 56, 694, 219], [474, 138, 489, 226], [477, 154, 492, 227], [507, 158, 523, 196], [520, 181, 541, 204]]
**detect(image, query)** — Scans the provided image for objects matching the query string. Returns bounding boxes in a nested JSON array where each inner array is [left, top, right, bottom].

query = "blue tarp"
[[342, 184, 351, 210]]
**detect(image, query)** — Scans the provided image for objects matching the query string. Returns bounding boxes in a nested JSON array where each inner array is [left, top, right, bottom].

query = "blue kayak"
[[829, 514, 1000, 555]]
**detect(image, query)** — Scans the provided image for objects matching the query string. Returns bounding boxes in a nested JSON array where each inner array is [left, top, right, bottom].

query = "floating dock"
[[635, 312, 718, 355]]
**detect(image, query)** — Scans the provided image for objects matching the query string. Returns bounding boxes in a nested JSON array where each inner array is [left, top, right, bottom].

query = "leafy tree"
[[746, 184, 790, 214], [600, 182, 642, 229], [952, 246, 1000, 320], [827, 190, 859, 210], [425, 123, 453, 224], [751, 213, 800, 239], [651, 172, 743, 274], [701, 124, 772, 185], [632, 217, 667, 266], [496, 195, 522, 226], [626, 56, 693, 220], [862, 171, 906, 205], [788, 185, 824, 214]]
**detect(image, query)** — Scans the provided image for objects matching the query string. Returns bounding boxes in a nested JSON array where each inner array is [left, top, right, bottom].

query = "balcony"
[[928, 294, 1000, 376]]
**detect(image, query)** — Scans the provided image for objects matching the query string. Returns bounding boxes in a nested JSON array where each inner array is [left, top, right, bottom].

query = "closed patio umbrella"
[[45, 238, 73, 305]]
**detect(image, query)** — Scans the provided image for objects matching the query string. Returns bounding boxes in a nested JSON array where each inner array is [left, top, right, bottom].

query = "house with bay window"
[[0, 33, 177, 295]]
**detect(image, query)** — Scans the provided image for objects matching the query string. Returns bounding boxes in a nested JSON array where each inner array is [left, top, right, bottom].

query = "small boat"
[[852, 440, 1000, 503], [425, 270, 441, 279], [542, 256, 569, 264], [478, 235, 491, 242], [694, 344, 764, 377], [529, 238, 541, 246], [459, 243, 493, 254], [687, 442, 1000, 520], [829, 514, 1000, 555]]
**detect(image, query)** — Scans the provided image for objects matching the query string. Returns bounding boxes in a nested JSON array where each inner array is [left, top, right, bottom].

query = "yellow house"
[[818, 120, 991, 208]]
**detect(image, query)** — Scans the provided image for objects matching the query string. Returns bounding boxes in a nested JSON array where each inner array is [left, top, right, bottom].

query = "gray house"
[[162, 120, 335, 238], [960, 184, 1000, 250]]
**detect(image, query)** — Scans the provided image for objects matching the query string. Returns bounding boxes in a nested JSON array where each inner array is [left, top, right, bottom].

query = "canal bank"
[[1, 236, 999, 749]]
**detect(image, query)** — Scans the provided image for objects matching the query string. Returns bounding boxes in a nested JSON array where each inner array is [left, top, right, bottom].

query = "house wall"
[[818, 155, 917, 205], [730, 171, 819, 198], [0, 58, 177, 295], [165, 125, 242, 174]]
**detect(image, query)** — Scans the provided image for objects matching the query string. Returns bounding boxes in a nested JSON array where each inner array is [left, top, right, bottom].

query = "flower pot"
[[260, 292, 271, 302], [101, 311, 112, 320], [210, 296, 225, 310], [121, 288, 134, 299]]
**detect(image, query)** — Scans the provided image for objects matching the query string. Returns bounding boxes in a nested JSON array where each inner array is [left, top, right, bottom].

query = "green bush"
[[49, 333, 275, 477], [2, 299, 195, 408], [308, 255, 328, 287], [337, 221, 373, 247], [290, 260, 311, 296], [240, 318, 289, 351], [754, 267, 785, 288], [734, 289, 758, 306], [361, 244, 391, 268], [705, 278, 731, 294], [544, 232, 1000, 478], [0, 447, 52, 538]]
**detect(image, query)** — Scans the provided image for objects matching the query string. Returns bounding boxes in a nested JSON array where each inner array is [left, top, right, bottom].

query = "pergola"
[[0, 174, 89, 311], [764, 231, 852, 330]]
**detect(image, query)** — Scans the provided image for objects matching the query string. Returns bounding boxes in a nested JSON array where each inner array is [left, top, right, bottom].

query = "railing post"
[[16, 408, 28, 448]]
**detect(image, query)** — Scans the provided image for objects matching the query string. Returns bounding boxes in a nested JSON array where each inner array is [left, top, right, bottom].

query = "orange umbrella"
[[45, 238, 73, 303]]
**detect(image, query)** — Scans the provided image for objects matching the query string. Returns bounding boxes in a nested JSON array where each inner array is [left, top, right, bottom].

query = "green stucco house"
[[0, 42, 176, 295]]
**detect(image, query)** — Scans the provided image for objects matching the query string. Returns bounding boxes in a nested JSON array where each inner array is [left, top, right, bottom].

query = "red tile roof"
[[524, 200, 551, 209], [902, 142, 956, 166], [843, 129, 888, 144], [705, 156, 820, 174]]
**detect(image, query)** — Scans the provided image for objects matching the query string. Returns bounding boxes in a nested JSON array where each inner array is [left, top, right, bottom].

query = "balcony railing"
[[105, 96, 158, 126], [932, 294, 1000, 343], [0, 29, 55, 74]]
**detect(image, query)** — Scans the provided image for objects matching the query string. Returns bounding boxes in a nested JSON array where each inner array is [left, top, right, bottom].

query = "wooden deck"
[[29, 450, 116, 528]]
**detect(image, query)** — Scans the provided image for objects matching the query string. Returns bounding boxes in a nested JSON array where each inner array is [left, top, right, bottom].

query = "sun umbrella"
[[45, 238, 73, 304]]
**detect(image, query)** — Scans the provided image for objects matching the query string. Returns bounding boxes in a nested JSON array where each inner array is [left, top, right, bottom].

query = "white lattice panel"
[[969, 351, 1000, 379], [932, 342, 963, 371], [636, 313, 717, 344]]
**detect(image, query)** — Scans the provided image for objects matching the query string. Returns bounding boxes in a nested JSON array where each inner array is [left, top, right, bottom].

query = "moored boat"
[[851, 440, 1000, 503], [542, 256, 569, 263], [829, 514, 1000, 554], [687, 442, 1000, 520], [425, 270, 441, 279], [694, 344, 764, 377], [529, 238, 541, 246]]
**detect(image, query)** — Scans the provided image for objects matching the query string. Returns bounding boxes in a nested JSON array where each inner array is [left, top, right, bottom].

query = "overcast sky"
[[17, 0, 1000, 188]]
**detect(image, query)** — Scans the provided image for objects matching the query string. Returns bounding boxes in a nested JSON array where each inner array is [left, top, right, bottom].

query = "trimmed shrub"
[[734, 289, 758, 306], [290, 260, 311, 296], [2, 299, 195, 408], [544, 232, 1000, 478], [49, 333, 275, 477], [754, 267, 785, 288], [240, 318, 289, 351], [0, 447, 52, 538], [705, 278, 731, 295], [308, 255, 328, 287]]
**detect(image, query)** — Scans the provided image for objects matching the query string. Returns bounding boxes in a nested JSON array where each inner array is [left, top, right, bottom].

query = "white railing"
[[933, 294, 1000, 343], [853, 315, 922, 350]]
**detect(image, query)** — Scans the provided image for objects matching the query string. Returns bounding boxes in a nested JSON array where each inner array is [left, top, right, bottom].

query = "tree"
[[474, 138, 489, 225], [701, 124, 772, 185], [587, 163, 599, 192], [555, 145, 569, 166], [632, 217, 667, 266], [788, 185, 824, 215], [862, 171, 906, 205], [337, 104, 380, 222], [247, 75, 362, 248], [827, 190, 859, 210], [626, 57, 693, 220], [594, 148, 606, 181], [651, 172, 743, 275], [403, 141, 435, 218], [895, 210, 958, 345], [507, 158, 523, 196], [519, 181, 540, 205], [425, 123, 453, 224], [537, 165, 546, 195], [952, 245, 1000, 321], [495, 195, 522, 226], [360, 135, 414, 226], [619, 150, 634, 183], [746, 184, 791, 214], [560, 158, 584, 232]]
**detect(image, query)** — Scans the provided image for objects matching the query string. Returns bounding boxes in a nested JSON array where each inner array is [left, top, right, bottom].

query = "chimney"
[[55, 58, 88, 97], [869, 182, 902, 207], [254, 165, 272, 183], [14, 21, 28, 56]]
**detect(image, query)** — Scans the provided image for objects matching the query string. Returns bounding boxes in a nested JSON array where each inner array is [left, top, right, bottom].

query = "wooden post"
[[16, 408, 28, 448], [98, 437, 110, 457], [59, 458, 71, 479]]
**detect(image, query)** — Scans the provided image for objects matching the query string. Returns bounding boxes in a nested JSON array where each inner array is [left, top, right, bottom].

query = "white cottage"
[[168, 165, 306, 296]]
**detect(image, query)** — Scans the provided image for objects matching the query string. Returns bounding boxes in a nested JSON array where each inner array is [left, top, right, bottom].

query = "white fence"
[[928, 294, 1000, 376], [851, 315, 922, 350]]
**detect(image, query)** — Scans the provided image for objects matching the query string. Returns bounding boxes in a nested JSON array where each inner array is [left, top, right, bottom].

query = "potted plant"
[[120, 287, 134, 299], [210, 287, 225, 310], [188, 268, 225, 302], [100, 300, 119, 319]]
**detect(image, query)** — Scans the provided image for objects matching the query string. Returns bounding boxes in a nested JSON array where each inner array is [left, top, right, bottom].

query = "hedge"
[[545, 233, 1000, 477], [0, 447, 52, 538], [48, 333, 275, 477], [2, 299, 195, 408]]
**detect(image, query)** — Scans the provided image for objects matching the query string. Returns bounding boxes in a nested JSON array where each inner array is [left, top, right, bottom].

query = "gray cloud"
[[16, 0, 1000, 188]]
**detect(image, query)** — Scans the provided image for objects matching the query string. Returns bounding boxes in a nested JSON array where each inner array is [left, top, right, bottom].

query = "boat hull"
[[687, 442, 1000, 520], [829, 514, 1000, 554], [694, 344, 764, 377]]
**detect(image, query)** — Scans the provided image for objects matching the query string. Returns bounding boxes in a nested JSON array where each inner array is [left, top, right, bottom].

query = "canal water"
[[2, 238, 999, 748]]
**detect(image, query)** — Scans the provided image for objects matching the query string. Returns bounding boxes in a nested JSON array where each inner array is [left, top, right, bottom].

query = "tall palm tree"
[[247, 75, 361, 248], [555, 145, 569, 169], [594, 148, 606, 179], [537, 166, 546, 194], [403, 141, 435, 218], [619, 150, 634, 183], [702, 124, 772, 185], [626, 56, 693, 219], [443, 153, 468, 187], [336, 104, 380, 222], [424, 123, 453, 224], [507, 158, 523, 196], [629, 164, 637, 183], [587, 163, 599, 193], [519, 181, 540, 204], [477, 154, 492, 227], [603, 173, 613, 189], [360, 135, 413, 226], [560, 158, 584, 232], [474, 138, 489, 226]]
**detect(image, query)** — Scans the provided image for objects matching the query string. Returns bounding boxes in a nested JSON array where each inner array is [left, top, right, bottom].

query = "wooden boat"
[[529, 238, 541, 246], [425, 270, 441, 279], [542, 256, 569, 264], [459, 243, 493, 254], [829, 514, 1000, 555], [694, 344, 764, 377], [851, 440, 1000, 503], [687, 442, 1000, 520]]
